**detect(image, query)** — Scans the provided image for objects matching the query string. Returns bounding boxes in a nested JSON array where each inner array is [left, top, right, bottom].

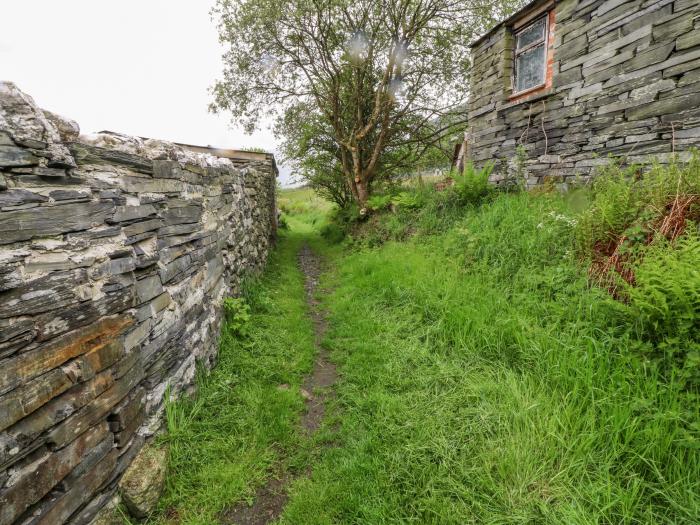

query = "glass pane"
[[515, 44, 546, 92], [516, 18, 545, 49]]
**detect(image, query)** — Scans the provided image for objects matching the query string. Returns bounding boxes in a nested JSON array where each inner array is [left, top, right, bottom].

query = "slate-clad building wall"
[[468, 0, 700, 186], [0, 82, 277, 525]]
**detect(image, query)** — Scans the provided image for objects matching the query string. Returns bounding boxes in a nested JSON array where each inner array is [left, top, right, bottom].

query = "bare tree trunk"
[[356, 178, 370, 207], [347, 172, 360, 203]]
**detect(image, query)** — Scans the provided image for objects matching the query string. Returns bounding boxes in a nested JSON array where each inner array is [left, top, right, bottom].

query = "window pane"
[[515, 43, 545, 92], [516, 18, 545, 49]]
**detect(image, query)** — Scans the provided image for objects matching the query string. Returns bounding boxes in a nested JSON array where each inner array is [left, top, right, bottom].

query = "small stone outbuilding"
[[467, 0, 700, 187]]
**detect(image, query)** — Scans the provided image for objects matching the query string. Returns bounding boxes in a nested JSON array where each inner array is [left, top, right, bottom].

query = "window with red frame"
[[513, 15, 549, 95]]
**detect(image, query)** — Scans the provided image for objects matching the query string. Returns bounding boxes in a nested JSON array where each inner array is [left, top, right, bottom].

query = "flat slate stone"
[[161, 205, 202, 225], [34, 287, 136, 342], [0, 370, 115, 470], [0, 422, 109, 525], [0, 269, 88, 319], [0, 315, 132, 396], [109, 204, 157, 224], [0, 318, 36, 357], [0, 363, 83, 432], [47, 358, 144, 449], [0, 145, 39, 167], [68, 142, 153, 174], [0, 189, 48, 208], [28, 446, 118, 525], [32, 167, 68, 178], [627, 91, 700, 120], [48, 189, 91, 202], [122, 218, 163, 237], [135, 275, 164, 304], [677, 28, 700, 51], [0, 200, 115, 245]]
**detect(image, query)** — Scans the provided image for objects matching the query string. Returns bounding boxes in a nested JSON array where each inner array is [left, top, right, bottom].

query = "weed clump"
[[576, 154, 700, 292], [223, 297, 251, 337]]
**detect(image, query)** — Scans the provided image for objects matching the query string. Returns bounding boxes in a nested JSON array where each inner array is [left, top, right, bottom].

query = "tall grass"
[[278, 186, 335, 229], [280, 167, 699, 523], [155, 227, 318, 525], [156, 164, 699, 524]]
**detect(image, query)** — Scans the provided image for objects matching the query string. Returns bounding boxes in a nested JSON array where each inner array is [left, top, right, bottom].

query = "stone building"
[[467, 0, 700, 187]]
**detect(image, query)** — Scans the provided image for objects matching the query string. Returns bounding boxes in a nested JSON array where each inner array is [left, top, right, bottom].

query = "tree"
[[212, 0, 523, 207]]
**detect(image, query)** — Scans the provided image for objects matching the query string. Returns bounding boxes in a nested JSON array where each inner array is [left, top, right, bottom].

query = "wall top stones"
[[0, 82, 277, 525], [0, 81, 276, 175]]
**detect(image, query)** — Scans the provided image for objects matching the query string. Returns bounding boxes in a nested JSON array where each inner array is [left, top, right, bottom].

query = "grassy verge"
[[278, 175, 699, 522], [277, 186, 335, 231], [155, 226, 318, 524], [156, 174, 698, 523]]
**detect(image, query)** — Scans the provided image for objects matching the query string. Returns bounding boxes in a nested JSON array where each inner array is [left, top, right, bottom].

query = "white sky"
[[1, 0, 294, 184]]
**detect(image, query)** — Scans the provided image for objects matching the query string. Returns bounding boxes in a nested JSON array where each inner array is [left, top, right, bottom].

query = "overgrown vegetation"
[[222, 297, 251, 337], [575, 155, 700, 391], [323, 161, 499, 246], [280, 158, 699, 523], [156, 225, 318, 524], [277, 186, 335, 230], [158, 160, 699, 523]]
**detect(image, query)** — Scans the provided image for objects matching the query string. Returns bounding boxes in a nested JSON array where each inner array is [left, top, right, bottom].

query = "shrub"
[[625, 230, 700, 387], [333, 202, 361, 225], [320, 221, 346, 244], [366, 194, 393, 211], [222, 297, 251, 336], [391, 190, 426, 209], [452, 161, 494, 205]]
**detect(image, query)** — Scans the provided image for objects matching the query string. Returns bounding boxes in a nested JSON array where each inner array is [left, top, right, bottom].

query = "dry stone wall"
[[0, 82, 277, 525], [468, 0, 700, 187]]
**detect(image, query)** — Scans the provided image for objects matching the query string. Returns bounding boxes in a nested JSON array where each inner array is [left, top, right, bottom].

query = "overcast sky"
[[1, 0, 294, 184]]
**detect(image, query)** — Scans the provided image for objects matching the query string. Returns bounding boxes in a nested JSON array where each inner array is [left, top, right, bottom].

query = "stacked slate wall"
[[0, 82, 277, 525], [468, 0, 700, 186]]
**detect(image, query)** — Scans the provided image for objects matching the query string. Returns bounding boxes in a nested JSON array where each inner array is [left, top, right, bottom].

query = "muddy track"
[[221, 244, 337, 525]]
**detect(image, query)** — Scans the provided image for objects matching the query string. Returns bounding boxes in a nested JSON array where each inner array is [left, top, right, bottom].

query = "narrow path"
[[221, 244, 337, 525], [298, 244, 337, 434]]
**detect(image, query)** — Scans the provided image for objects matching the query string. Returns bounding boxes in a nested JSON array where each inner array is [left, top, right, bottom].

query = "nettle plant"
[[223, 297, 251, 337]]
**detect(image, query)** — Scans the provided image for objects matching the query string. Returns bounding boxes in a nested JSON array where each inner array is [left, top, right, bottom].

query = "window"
[[513, 16, 548, 94]]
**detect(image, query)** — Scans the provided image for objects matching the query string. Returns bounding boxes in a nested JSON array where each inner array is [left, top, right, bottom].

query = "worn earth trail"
[[222, 244, 337, 525]]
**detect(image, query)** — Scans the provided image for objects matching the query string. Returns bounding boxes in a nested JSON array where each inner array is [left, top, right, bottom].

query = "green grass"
[[156, 173, 699, 524], [154, 226, 319, 524], [278, 186, 335, 229], [278, 191, 699, 523]]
